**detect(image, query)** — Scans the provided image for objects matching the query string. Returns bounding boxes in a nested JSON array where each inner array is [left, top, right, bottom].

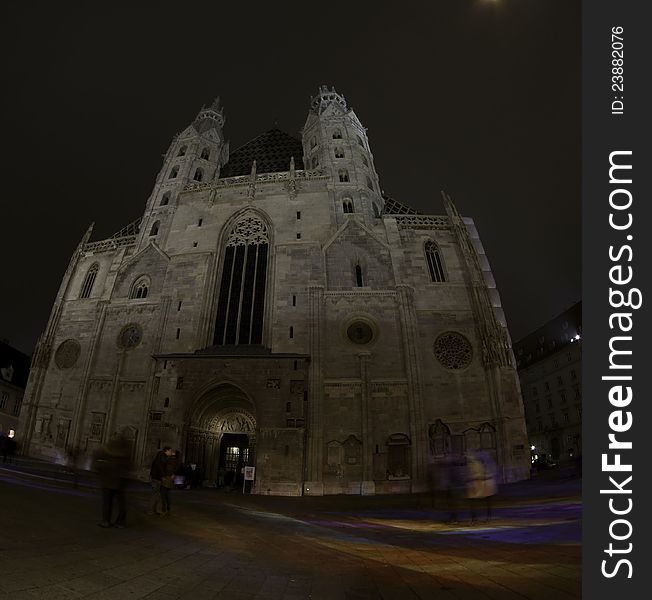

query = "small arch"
[[332, 129, 342, 139], [129, 276, 150, 299], [311, 156, 319, 169], [149, 221, 160, 236], [201, 147, 210, 160], [334, 147, 345, 159], [425, 240, 446, 282], [343, 198, 354, 214], [338, 169, 349, 182], [372, 202, 381, 218], [177, 146, 187, 157], [366, 176, 374, 190], [159, 192, 170, 206], [79, 263, 99, 299], [193, 168, 203, 182], [169, 166, 179, 179], [310, 136, 317, 149]]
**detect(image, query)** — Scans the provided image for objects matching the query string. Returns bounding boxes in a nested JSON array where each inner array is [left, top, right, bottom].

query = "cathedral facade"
[[18, 86, 530, 495]]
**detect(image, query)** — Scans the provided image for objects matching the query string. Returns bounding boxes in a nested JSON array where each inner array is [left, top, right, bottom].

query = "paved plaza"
[[0, 462, 580, 599]]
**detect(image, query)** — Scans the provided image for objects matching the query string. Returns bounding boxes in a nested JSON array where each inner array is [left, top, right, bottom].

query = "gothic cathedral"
[[19, 86, 530, 495]]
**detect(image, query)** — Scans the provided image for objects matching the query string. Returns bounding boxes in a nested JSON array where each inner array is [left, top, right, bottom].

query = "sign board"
[[244, 466, 256, 481]]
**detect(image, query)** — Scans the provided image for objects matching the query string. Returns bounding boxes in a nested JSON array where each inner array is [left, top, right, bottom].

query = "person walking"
[[465, 450, 498, 523], [149, 446, 174, 515], [93, 435, 131, 528], [159, 450, 180, 516]]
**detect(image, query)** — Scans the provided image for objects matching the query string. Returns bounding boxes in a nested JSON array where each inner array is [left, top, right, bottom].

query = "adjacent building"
[[0, 339, 30, 437], [18, 86, 530, 495], [514, 302, 582, 463]]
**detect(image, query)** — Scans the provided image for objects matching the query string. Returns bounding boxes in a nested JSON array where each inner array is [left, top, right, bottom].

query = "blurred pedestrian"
[[93, 435, 131, 528], [149, 446, 174, 515], [465, 450, 498, 523], [444, 453, 466, 524], [159, 450, 180, 515], [1, 433, 17, 464]]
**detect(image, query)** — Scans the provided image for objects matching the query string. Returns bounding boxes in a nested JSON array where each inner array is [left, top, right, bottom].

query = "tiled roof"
[[220, 129, 305, 178]]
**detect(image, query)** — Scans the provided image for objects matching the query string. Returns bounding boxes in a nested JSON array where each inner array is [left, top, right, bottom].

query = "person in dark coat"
[[159, 450, 180, 515], [149, 446, 174, 515], [93, 436, 131, 528]]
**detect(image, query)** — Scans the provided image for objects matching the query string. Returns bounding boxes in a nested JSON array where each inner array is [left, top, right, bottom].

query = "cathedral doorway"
[[184, 383, 257, 487]]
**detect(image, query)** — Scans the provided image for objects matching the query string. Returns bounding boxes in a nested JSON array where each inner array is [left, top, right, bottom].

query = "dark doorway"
[[218, 433, 250, 490]]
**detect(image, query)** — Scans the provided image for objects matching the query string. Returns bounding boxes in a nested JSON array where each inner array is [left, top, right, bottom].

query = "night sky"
[[1, 1, 580, 355]]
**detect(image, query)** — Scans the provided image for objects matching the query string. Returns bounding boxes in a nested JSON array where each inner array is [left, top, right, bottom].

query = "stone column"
[[358, 351, 375, 495], [396, 285, 427, 489], [304, 285, 324, 495]]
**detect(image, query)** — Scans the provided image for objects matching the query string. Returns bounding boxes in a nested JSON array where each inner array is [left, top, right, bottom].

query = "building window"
[[214, 214, 269, 346], [176, 377, 183, 389], [356, 135, 364, 147], [311, 156, 319, 169], [425, 241, 446, 282], [289, 326, 294, 339], [79, 263, 99, 299], [296, 233, 301, 239], [193, 168, 203, 182], [292, 295, 296, 306], [201, 147, 210, 160], [310, 136, 317, 149], [366, 176, 373, 190], [333, 129, 342, 139], [149, 221, 160, 237], [89, 413, 105, 441], [0, 392, 7, 409], [560, 392, 567, 403], [296, 211, 301, 220], [198, 218, 203, 227], [177, 146, 187, 157], [160, 192, 170, 206], [334, 148, 345, 158], [343, 199, 354, 213], [169, 166, 179, 179], [571, 369, 577, 380], [177, 301, 182, 311], [164, 397, 169, 408], [355, 264, 364, 287], [129, 276, 149, 299], [372, 203, 381, 218], [339, 169, 349, 182], [176, 328, 180, 339], [563, 411, 569, 422]]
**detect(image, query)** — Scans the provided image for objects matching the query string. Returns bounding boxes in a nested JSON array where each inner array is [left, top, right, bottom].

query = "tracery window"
[[79, 263, 99, 299], [334, 148, 345, 158], [177, 146, 187, 157], [149, 221, 160, 236], [333, 129, 342, 139], [343, 199, 354, 213], [160, 192, 170, 206], [129, 276, 150, 299], [425, 240, 446, 282], [339, 169, 349, 182], [201, 147, 210, 160], [214, 214, 269, 346]]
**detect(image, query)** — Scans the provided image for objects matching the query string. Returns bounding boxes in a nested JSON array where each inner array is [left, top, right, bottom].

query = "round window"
[[54, 339, 81, 369], [346, 321, 374, 345], [118, 323, 143, 349], [433, 332, 473, 370]]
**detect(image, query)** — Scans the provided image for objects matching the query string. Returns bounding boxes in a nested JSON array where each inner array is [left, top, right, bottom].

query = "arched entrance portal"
[[184, 383, 256, 488]]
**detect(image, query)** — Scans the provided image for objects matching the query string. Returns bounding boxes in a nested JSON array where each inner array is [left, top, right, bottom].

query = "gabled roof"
[[220, 129, 305, 178]]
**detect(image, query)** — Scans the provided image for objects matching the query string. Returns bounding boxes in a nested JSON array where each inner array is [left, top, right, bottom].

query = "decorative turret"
[[302, 86, 384, 224], [136, 98, 230, 250]]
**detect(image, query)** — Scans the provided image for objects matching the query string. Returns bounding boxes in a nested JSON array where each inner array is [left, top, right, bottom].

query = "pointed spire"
[[79, 222, 95, 248], [310, 85, 347, 113]]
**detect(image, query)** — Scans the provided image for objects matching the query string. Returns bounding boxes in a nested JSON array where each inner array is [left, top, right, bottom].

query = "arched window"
[[193, 168, 203, 182], [356, 135, 364, 147], [332, 129, 342, 139], [214, 214, 270, 346], [343, 199, 354, 213], [338, 169, 349, 182], [361, 154, 369, 167], [159, 192, 170, 206], [149, 221, 160, 236], [79, 263, 99, 299], [428, 419, 451, 456], [311, 156, 319, 169], [366, 176, 374, 190], [334, 148, 345, 158], [177, 146, 187, 157], [169, 166, 179, 179], [425, 240, 446, 282], [372, 202, 381, 218], [130, 276, 150, 299], [479, 423, 496, 449], [201, 147, 210, 160], [355, 263, 364, 287], [310, 136, 317, 149], [387, 434, 411, 479]]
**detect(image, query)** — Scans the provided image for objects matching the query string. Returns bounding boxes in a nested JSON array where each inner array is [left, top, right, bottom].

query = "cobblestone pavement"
[[0, 464, 581, 599]]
